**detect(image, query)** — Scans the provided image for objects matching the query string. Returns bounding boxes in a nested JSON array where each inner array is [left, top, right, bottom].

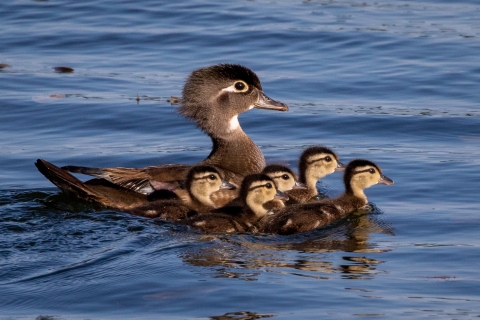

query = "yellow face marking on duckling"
[[190, 172, 223, 206], [266, 172, 295, 192], [304, 152, 340, 188], [349, 165, 384, 198], [246, 180, 277, 217]]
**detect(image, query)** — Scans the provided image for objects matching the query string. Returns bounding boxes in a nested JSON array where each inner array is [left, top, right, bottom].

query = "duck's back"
[[260, 195, 366, 235]]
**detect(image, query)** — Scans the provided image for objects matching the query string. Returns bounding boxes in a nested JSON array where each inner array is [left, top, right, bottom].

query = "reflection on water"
[[179, 207, 394, 281], [210, 311, 275, 320]]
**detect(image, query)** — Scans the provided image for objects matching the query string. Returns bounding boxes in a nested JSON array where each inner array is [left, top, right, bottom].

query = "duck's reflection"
[[209, 311, 275, 320], [180, 207, 394, 281]]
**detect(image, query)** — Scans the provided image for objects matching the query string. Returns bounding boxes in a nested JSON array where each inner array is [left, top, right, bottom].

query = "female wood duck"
[[258, 159, 394, 235], [182, 174, 288, 233], [126, 165, 236, 221], [35, 160, 234, 220], [50, 64, 288, 196], [286, 146, 345, 204]]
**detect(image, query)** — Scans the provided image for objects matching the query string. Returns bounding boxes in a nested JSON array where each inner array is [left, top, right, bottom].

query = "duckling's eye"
[[281, 174, 289, 180], [325, 156, 332, 162], [265, 183, 272, 189], [208, 174, 217, 180], [234, 81, 248, 92], [368, 168, 375, 174]]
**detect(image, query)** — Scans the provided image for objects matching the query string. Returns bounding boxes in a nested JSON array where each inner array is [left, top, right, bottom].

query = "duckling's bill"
[[274, 190, 289, 201], [220, 181, 237, 190], [335, 162, 346, 172], [378, 174, 394, 185], [293, 181, 308, 189]]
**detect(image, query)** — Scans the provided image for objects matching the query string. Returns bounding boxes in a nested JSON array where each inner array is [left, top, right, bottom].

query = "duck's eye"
[[265, 183, 272, 189], [234, 81, 248, 92], [208, 174, 217, 180], [368, 168, 375, 174], [281, 174, 289, 180], [325, 156, 332, 162]]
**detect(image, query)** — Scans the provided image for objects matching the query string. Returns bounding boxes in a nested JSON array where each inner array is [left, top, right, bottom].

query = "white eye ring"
[[222, 80, 249, 93]]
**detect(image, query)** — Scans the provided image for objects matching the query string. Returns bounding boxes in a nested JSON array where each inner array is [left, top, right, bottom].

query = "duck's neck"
[[346, 183, 368, 204], [245, 197, 270, 221], [302, 169, 321, 195], [341, 189, 369, 209], [188, 188, 215, 212], [203, 125, 265, 180]]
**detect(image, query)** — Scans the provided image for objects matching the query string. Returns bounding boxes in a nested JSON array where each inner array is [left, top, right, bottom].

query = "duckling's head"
[[179, 64, 288, 137], [262, 164, 306, 192], [186, 165, 236, 207], [344, 159, 393, 198], [298, 146, 344, 186], [240, 174, 288, 218]]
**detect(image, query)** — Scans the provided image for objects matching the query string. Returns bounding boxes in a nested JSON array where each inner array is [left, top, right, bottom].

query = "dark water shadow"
[[179, 206, 395, 281], [209, 311, 276, 320]]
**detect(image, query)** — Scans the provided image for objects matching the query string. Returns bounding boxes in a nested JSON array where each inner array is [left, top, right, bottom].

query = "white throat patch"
[[229, 115, 240, 132]]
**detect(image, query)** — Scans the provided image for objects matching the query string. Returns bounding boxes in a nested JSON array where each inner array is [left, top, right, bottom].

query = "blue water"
[[1, 0, 480, 318]]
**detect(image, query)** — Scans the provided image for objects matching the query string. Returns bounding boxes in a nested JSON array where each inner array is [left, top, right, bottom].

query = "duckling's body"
[[286, 146, 344, 204], [126, 165, 235, 221], [57, 64, 288, 195], [259, 159, 393, 235], [182, 174, 287, 233]]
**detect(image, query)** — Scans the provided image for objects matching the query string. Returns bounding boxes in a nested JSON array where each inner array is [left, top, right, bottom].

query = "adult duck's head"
[[179, 64, 288, 137]]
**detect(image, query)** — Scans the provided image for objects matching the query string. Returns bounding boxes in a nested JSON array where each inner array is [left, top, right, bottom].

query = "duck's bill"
[[220, 181, 237, 190], [254, 92, 288, 111], [293, 180, 308, 189], [274, 190, 289, 201], [335, 162, 346, 172], [378, 174, 394, 185]]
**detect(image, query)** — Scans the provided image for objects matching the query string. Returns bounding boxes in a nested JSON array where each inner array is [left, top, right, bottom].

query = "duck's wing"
[[62, 164, 191, 195]]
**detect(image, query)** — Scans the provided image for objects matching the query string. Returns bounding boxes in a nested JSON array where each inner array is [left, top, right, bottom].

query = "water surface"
[[1, 0, 480, 319]]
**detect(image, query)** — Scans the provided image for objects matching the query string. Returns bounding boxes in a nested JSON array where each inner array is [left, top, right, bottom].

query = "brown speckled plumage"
[[259, 159, 393, 235]]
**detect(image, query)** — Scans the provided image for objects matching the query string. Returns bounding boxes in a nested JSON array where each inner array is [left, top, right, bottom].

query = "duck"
[[55, 64, 288, 196], [181, 174, 288, 233], [261, 164, 306, 211], [258, 159, 393, 235], [125, 165, 236, 221], [208, 163, 306, 209], [286, 146, 345, 204], [35, 159, 234, 219]]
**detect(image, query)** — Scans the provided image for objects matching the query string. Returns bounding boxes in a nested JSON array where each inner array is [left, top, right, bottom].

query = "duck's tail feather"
[[36, 159, 150, 210], [35, 159, 102, 203]]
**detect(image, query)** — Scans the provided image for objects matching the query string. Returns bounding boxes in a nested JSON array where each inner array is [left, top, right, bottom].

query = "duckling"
[[262, 164, 306, 211], [126, 165, 235, 221], [286, 146, 345, 204], [259, 159, 393, 235], [35, 160, 233, 219], [54, 64, 288, 196], [209, 163, 305, 209], [182, 174, 287, 233]]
